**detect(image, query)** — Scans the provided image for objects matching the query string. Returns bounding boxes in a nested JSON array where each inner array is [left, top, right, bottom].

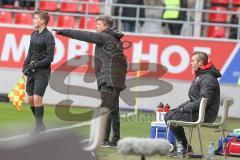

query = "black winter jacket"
[[58, 27, 128, 91], [180, 63, 221, 123]]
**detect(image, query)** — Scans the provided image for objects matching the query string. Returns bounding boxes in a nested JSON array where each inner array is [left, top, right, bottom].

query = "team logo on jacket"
[[195, 76, 200, 82]]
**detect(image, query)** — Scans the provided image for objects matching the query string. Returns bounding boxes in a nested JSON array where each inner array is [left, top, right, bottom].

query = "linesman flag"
[[8, 75, 26, 112]]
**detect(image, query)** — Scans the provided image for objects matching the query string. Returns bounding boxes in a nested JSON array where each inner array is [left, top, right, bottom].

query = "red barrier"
[[0, 26, 236, 80]]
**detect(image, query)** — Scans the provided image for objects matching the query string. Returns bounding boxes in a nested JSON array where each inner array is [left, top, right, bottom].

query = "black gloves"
[[53, 29, 63, 35], [22, 61, 36, 76], [23, 67, 30, 76], [28, 62, 36, 71]]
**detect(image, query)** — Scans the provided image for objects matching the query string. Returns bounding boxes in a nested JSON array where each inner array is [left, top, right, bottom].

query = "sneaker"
[[101, 141, 110, 148], [109, 141, 118, 148], [169, 145, 193, 157], [169, 148, 178, 157]]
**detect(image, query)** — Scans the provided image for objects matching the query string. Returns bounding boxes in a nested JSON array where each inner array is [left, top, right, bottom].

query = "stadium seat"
[[2, 4, 14, 8], [233, 0, 240, 5], [207, 26, 225, 38], [81, 0, 100, 14], [231, 7, 240, 12], [211, 0, 229, 5], [15, 12, 33, 25], [2, 1, 14, 9], [48, 14, 55, 27], [79, 17, 96, 30], [60, 0, 79, 12], [209, 6, 227, 23], [0, 11, 12, 24], [39, 1, 57, 11], [57, 15, 76, 28]]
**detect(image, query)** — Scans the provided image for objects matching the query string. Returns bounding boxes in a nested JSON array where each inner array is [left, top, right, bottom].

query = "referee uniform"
[[22, 27, 55, 132]]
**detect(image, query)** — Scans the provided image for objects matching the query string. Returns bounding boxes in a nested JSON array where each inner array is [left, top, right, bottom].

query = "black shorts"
[[26, 69, 50, 97]]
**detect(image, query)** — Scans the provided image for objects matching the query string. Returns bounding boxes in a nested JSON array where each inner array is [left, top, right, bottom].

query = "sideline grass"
[[0, 102, 239, 159]]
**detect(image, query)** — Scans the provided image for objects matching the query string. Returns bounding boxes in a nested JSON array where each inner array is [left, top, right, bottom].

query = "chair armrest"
[[167, 120, 201, 127], [202, 122, 221, 128]]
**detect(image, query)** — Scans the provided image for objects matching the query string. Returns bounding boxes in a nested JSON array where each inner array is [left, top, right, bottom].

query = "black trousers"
[[164, 108, 198, 149], [100, 85, 121, 143], [168, 23, 183, 35], [19, 0, 35, 8]]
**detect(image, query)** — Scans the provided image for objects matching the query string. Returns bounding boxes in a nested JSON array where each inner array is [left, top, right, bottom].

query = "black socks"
[[30, 106, 35, 116], [35, 106, 44, 125], [33, 106, 46, 133]]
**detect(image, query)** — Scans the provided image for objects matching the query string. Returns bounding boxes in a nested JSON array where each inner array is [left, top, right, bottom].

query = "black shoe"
[[101, 141, 110, 148], [31, 124, 46, 135], [186, 145, 193, 154], [109, 141, 118, 148]]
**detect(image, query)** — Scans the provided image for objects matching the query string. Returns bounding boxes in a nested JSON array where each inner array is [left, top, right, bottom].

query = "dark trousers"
[[122, 21, 136, 32], [168, 23, 183, 35], [164, 108, 197, 149], [2, 0, 15, 5], [19, 0, 35, 8], [104, 104, 120, 143], [100, 85, 120, 143]]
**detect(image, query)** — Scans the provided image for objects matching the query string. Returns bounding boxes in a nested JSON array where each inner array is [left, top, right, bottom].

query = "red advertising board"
[[0, 26, 237, 80]]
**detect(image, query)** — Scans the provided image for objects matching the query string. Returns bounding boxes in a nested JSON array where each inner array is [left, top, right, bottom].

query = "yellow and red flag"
[[8, 75, 26, 112]]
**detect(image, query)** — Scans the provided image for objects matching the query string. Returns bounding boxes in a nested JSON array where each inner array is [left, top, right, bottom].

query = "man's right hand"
[[23, 67, 30, 76]]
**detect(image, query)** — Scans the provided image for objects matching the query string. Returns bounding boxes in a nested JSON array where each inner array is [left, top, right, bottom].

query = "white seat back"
[[220, 99, 231, 124], [196, 97, 208, 124]]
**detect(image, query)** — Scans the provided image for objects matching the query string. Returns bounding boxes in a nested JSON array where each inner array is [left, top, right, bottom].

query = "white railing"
[[0, 0, 239, 41]]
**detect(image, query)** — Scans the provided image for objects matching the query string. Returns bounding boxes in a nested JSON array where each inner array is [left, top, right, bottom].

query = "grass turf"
[[0, 102, 239, 160]]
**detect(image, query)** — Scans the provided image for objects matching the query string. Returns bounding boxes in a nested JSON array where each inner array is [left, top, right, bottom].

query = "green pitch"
[[0, 102, 239, 160]]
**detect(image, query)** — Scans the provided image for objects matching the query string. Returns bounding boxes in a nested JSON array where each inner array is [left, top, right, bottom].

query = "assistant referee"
[[22, 11, 55, 134]]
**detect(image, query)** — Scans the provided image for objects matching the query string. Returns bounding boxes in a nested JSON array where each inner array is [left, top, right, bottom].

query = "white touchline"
[[0, 121, 91, 142]]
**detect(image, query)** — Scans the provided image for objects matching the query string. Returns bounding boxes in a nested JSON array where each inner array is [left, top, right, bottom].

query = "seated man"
[[165, 51, 221, 155]]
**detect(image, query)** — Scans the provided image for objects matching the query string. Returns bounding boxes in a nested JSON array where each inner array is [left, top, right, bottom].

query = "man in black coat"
[[54, 15, 128, 147], [165, 51, 221, 155]]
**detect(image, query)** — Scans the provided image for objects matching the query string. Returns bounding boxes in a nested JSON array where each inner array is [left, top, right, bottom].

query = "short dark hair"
[[96, 15, 113, 27], [34, 11, 50, 25], [193, 51, 208, 65]]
